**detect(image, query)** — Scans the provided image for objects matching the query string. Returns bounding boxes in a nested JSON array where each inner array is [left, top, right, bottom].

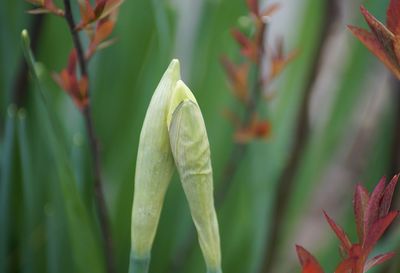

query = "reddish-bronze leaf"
[[334, 258, 355, 273], [220, 56, 249, 103], [94, 0, 107, 18], [364, 252, 395, 272], [364, 211, 398, 252], [87, 18, 115, 58], [231, 29, 258, 62], [234, 115, 271, 143], [98, 0, 123, 21], [323, 211, 352, 253], [387, 0, 400, 34], [364, 177, 386, 238], [296, 245, 325, 273], [354, 184, 369, 243], [380, 174, 399, 217], [360, 6, 398, 66], [348, 25, 400, 79]]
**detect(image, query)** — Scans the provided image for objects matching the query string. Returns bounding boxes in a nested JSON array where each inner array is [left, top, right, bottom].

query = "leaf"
[[364, 211, 398, 252], [231, 29, 258, 62], [364, 252, 395, 272], [296, 245, 325, 273], [21, 30, 105, 273], [220, 56, 249, 103], [364, 177, 386, 237], [334, 258, 354, 273], [323, 211, 352, 253], [379, 174, 399, 217], [348, 25, 400, 79], [387, 0, 400, 34], [360, 6, 398, 66], [354, 184, 369, 243]]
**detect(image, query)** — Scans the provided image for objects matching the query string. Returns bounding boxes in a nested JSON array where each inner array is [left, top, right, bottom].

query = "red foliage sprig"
[[296, 175, 399, 273], [26, 0, 121, 110], [348, 0, 400, 79], [221, 1, 297, 143]]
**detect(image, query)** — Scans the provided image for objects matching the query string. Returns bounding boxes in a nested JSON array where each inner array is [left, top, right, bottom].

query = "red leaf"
[[231, 29, 258, 62], [354, 184, 369, 243], [296, 245, 324, 273], [360, 6, 398, 66], [348, 25, 400, 79], [220, 56, 249, 103], [364, 177, 386, 239], [234, 116, 271, 143], [66, 49, 77, 74], [380, 174, 399, 217], [88, 19, 115, 56], [323, 211, 352, 253], [364, 252, 395, 272], [364, 211, 398, 252], [334, 258, 355, 273], [387, 0, 400, 34]]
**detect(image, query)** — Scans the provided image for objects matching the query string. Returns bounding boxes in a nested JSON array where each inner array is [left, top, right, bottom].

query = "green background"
[[1, 0, 399, 273]]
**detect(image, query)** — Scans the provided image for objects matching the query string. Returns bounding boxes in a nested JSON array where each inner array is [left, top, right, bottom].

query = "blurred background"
[[1, 0, 400, 273]]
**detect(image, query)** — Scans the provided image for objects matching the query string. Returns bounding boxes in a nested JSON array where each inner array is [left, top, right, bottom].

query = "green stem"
[[128, 252, 151, 273]]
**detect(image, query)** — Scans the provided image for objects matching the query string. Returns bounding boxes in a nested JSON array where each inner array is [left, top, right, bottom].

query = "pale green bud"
[[168, 80, 222, 273], [129, 60, 222, 273], [130, 59, 180, 272]]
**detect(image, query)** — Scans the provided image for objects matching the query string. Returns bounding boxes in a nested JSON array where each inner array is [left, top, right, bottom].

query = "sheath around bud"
[[129, 60, 222, 273]]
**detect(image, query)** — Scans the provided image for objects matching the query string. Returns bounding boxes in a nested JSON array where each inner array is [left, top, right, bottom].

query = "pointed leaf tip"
[[364, 252, 396, 272], [323, 211, 352, 252], [354, 183, 369, 242], [380, 174, 399, 217], [295, 245, 324, 273]]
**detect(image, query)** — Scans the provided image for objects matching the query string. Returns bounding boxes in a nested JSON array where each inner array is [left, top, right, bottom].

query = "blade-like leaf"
[[354, 184, 369, 243], [296, 245, 325, 273], [379, 174, 399, 217], [364, 211, 398, 252], [323, 211, 352, 253], [334, 258, 354, 273], [360, 6, 398, 66], [348, 25, 400, 79], [387, 0, 400, 34], [364, 177, 386, 236], [364, 252, 395, 272]]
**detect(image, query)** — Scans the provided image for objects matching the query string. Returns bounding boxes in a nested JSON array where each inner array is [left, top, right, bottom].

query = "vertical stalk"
[[259, 1, 339, 272], [62, 1, 116, 273]]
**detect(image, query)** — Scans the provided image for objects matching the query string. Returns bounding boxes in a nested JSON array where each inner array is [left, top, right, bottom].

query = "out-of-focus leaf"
[[21, 30, 105, 273]]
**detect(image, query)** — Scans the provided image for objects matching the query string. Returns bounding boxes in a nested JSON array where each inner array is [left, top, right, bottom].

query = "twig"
[[259, 1, 340, 272], [62, 1, 116, 273], [12, 15, 44, 107]]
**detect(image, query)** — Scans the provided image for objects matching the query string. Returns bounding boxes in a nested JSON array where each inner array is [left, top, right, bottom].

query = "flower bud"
[[130, 60, 222, 273], [168, 80, 222, 273], [130, 59, 180, 272]]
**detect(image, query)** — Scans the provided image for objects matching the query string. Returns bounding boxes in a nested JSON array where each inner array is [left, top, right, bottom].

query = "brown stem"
[[62, 1, 116, 273], [259, 1, 339, 272]]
